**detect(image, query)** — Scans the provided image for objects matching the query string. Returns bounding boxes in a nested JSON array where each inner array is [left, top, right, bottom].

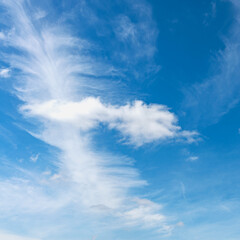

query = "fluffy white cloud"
[[23, 97, 197, 146]]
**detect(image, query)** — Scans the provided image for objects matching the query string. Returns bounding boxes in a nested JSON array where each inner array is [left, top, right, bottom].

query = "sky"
[[0, 0, 240, 239]]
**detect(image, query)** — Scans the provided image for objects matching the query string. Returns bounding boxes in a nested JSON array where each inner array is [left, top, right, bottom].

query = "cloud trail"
[[183, 0, 240, 126], [0, 231, 40, 240], [0, 0, 197, 236]]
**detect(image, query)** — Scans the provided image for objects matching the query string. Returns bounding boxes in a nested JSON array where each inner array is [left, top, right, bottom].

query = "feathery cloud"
[[183, 0, 240, 126], [0, 0, 197, 236]]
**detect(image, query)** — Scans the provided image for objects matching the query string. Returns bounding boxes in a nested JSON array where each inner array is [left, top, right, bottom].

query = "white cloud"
[[121, 198, 165, 227], [0, 231, 40, 240], [187, 156, 199, 162], [114, 15, 136, 42], [30, 153, 39, 162], [0, 0, 145, 211], [22, 98, 197, 146], [0, 176, 68, 215], [0, 68, 10, 78], [113, 8, 158, 60], [0, 0, 196, 235]]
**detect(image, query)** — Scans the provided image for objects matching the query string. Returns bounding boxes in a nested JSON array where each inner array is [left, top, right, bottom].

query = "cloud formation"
[[183, 0, 240, 126], [0, 0, 197, 237], [23, 97, 197, 146]]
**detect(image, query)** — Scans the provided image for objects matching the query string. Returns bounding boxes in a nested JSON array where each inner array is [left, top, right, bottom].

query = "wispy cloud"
[[76, 0, 160, 80], [183, 0, 240, 126], [203, 1, 217, 25], [0, 231, 40, 240], [0, 68, 10, 78], [0, 175, 67, 215], [113, 11, 157, 60], [0, 0, 197, 236], [120, 198, 172, 233], [33, 9, 47, 20], [0, 31, 5, 39], [30, 153, 39, 163], [186, 156, 199, 162]]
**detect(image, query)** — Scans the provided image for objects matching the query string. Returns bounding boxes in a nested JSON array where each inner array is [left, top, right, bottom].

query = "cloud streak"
[[183, 0, 240, 126], [0, 231, 40, 240], [0, 0, 197, 237]]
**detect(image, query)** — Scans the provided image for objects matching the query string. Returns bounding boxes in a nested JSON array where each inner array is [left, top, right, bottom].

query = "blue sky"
[[0, 0, 240, 239]]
